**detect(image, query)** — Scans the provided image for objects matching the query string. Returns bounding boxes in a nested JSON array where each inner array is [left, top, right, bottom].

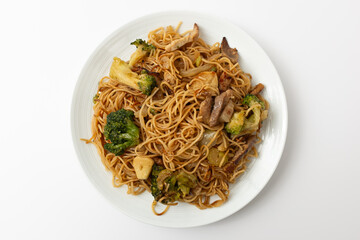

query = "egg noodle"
[[83, 22, 268, 215]]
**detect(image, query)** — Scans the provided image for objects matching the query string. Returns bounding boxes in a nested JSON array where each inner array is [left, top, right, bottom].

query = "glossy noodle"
[[83, 22, 269, 215]]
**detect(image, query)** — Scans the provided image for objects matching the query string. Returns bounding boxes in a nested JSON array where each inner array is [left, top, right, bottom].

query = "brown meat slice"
[[165, 23, 199, 52], [221, 37, 239, 64], [199, 96, 213, 124], [219, 72, 232, 92], [223, 135, 257, 173], [250, 83, 264, 95], [209, 89, 232, 127], [219, 100, 235, 123]]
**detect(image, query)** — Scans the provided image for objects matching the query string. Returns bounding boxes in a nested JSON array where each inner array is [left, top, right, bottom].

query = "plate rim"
[[71, 10, 288, 228]]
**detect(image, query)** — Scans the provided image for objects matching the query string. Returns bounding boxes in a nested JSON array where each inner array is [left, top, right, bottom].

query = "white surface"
[[1, 0, 359, 238], [71, 11, 287, 227]]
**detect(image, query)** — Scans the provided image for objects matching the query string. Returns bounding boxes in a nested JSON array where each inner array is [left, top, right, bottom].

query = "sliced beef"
[[209, 89, 232, 127], [199, 96, 213, 124], [250, 83, 264, 95], [218, 100, 235, 123]]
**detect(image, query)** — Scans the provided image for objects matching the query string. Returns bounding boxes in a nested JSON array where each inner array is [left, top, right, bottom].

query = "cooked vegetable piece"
[[176, 171, 197, 197], [110, 57, 156, 95], [133, 156, 154, 179], [199, 129, 217, 147], [150, 165, 164, 200], [189, 71, 218, 96], [225, 94, 265, 135], [180, 64, 214, 77], [225, 111, 245, 135], [241, 94, 264, 133], [217, 137, 229, 151], [243, 94, 265, 110], [207, 148, 228, 167], [150, 166, 197, 203], [156, 169, 172, 190], [195, 56, 202, 67], [103, 109, 140, 156], [129, 39, 155, 67]]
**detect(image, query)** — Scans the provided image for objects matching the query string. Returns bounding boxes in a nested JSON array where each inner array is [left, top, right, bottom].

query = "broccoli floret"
[[225, 111, 245, 135], [109, 57, 157, 95], [131, 39, 155, 51], [129, 39, 155, 67], [242, 94, 263, 132], [150, 166, 197, 203], [138, 70, 157, 96], [226, 94, 265, 135], [150, 165, 164, 200], [103, 109, 139, 156], [243, 94, 265, 109]]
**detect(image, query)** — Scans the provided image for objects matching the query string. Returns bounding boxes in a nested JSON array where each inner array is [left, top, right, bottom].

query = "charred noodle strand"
[[83, 23, 269, 212]]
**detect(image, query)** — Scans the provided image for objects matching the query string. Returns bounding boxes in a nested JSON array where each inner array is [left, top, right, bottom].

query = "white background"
[[1, 0, 359, 239]]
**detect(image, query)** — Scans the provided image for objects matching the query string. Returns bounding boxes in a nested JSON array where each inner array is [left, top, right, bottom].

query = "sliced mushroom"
[[209, 89, 232, 127], [218, 72, 232, 92], [221, 37, 239, 64], [199, 96, 213, 124], [250, 83, 264, 95], [165, 23, 199, 52], [223, 135, 257, 173]]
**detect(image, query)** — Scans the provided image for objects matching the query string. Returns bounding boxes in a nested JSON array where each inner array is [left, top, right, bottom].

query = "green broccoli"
[[150, 166, 197, 203], [103, 109, 139, 156], [225, 94, 265, 135], [150, 164, 164, 200], [225, 111, 245, 135], [243, 94, 265, 110], [129, 39, 155, 67], [176, 171, 197, 197], [110, 57, 157, 95], [242, 94, 264, 132]]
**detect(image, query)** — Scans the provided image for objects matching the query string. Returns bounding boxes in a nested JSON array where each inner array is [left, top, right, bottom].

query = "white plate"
[[71, 11, 287, 228]]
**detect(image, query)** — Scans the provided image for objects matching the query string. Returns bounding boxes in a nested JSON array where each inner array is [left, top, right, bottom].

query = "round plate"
[[71, 11, 288, 228]]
